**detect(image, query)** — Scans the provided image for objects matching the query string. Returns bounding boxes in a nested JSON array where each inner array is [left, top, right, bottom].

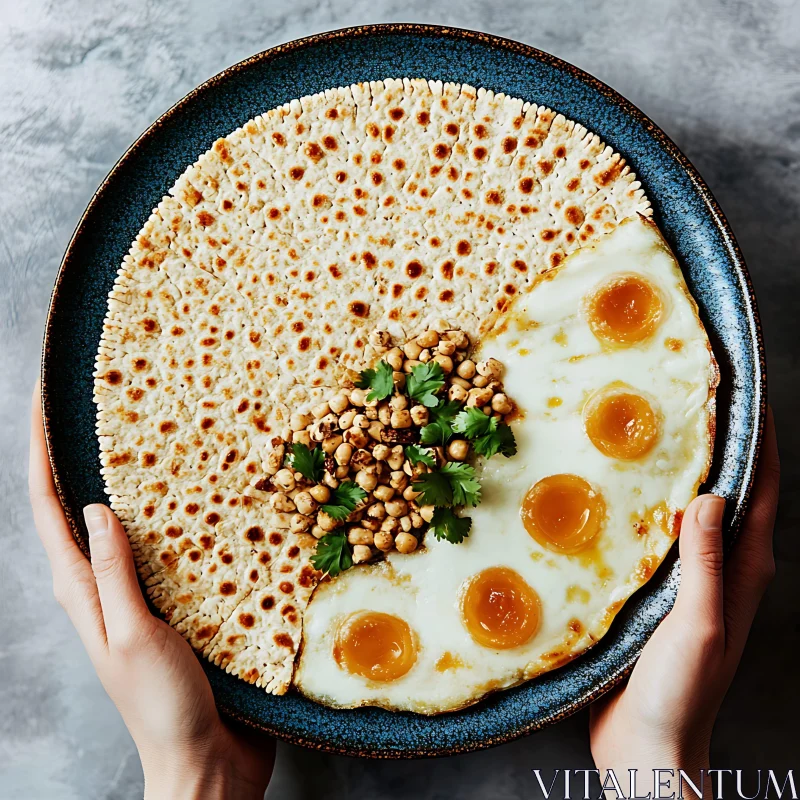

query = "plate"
[[42, 23, 765, 758]]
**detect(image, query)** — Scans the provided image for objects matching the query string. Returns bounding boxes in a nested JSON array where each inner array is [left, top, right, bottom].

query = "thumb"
[[84, 504, 149, 642], [672, 494, 726, 625]]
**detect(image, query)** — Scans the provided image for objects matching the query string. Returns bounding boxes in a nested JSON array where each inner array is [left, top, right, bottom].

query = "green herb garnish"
[[288, 442, 324, 482], [419, 399, 460, 446], [355, 360, 394, 402], [321, 481, 367, 521], [404, 444, 436, 468], [428, 508, 472, 544], [412, 462, 480, 508], [311, 532, 352, 576], [406, 361, 445, 407], [453, 407, 517, 458]]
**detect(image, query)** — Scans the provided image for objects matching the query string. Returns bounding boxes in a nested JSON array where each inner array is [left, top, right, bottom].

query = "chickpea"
[[389, 471, 409, 491], [362, 518, 381, 532], [349, 388, 367, 407], [292, 429, 312, 447], [367, 421, 385, 441], [491, 393, 514, 414], [402, 359, 421, 373], [322, 472, 340, 489], [403, 340, 423, 360], [373, 531, 395, 552], [447, 439, 470, 461], [321, 434, 343, 454], [355, 469, 378, 492], [317, 510, 341, 531], [311, 402, 330, 419], [410, 405, 429, 426], [467, 387, 493, 408], [369, 330, 392, 353], [338, 409, 357, 430], [403, 485, 422, 502], [290, 412, 313, 431], [290, 514, 312, 533], [420, 505, 435, 523], [456, 359, 476, 379], [380, 516, 399, 532], [334, 442, 353, 466], [378, 403, 391, 425], [385, 498, 408, 518], [392, 371, 406, 390], [311, 524, 326, 539], [269, 492, 296, 513], [309, 484, 330, 503], [390, 409, 412, 429], [399, 515, 413, 532], [334, 465, 350, 479], [365, 405, 378, 420], [329, 392, 350, 415], [416, 329, 439, 348], [352, 413, 369, 429], [418, 348, 432, 363], [451, 375, 472, 390], [294, 491, 318, 516], [367, 502, 387, 520], [348, 527, 374, 546], [437, 339, 456, 356], [395, 532, 418, 554], [373, 444, 390, 461], [374, 484, 395, 502], [352, 545, 373, 564], [472, 375, 490, 388], [446, 330, 470, 349], [344, 428, 369, 448], [273, 468, 296, 492], [389, 394, 408, 412], [432, 354, 453, 373], [386, 347, 405, 371], [387, 446, 405, 470], [410, 511, 424, 529], [265, 449, 283, 475], [448, 384, 468, 403], [477, 358, 504, 379]]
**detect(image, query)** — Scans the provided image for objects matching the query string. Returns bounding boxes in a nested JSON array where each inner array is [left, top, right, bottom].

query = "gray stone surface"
[[1, 1, 797, 797]]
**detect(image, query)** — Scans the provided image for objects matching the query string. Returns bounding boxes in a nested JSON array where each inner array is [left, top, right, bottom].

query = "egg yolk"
[[334, 611, 417, 682], [521, 474, 605, 554], [584, 388, 660, 460], [460, 567, 541, 650], [586, 274, 663, 345]]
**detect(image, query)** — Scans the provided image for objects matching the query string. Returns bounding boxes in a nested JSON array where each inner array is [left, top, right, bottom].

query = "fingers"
[[84, 504, 150, 647], [672, 494, 726, 632], [29, 381, 106, 652], [723, 407, 779, 656]]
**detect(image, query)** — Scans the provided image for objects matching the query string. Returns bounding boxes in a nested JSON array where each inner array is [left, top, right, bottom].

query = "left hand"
[[29, 383, 274, 800]]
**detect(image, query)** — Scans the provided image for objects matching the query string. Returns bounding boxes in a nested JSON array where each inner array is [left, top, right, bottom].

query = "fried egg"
[[295, 216, 717, 713]]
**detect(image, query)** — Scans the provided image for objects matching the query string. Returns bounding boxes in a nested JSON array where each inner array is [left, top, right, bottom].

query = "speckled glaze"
[[42, 24, 765, 758]]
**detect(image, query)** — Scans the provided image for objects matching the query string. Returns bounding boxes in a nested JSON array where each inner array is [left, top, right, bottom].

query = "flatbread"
[[94, 79, 650, 694]]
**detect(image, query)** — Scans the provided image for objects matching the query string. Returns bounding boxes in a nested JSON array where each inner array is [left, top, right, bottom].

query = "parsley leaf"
[[429, 508, 472, 544], [453, 406, 495, 439], [440, 462, 481, 507], [453, 407, 518, 459], [411, 462, 480, 508], [288, 442, 324, 482], [419, 399, 460, 446], [411, 470, 453, 507], [355, 360, 394, 402], [405, 444, 436, 468], [406, 361, 445, 407], [311, 532, 352, 576], [472, 422, 517, 459], [321, 481, 367, 521]]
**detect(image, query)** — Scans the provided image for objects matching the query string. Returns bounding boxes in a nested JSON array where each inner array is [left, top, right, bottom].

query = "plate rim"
[[41, 22, 766, 758]]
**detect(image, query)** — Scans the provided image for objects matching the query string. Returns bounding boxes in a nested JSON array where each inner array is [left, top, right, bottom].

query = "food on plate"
[[93, 77, 714, 709], [294, 217, 717, 712]]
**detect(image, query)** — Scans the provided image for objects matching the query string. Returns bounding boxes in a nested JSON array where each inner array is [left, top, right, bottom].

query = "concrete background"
[[1, 1, 797, 797]]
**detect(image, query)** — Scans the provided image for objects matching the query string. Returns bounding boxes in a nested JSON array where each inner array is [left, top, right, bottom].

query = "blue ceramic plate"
[[42, 24, 765, 757]]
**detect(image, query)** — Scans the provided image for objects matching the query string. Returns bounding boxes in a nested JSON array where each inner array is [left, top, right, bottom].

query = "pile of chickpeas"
[[253, 324, 513, 565]]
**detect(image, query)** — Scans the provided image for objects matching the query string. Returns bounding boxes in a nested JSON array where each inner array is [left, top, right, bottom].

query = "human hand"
[[29, 384, 274, 800], [590, 408, 779, 798]]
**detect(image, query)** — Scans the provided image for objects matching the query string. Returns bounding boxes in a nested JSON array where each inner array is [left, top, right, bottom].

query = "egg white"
[[295, 216, 717, 713]]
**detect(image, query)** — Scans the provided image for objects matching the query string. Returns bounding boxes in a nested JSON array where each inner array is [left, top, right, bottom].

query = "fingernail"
[[83, 505, 109, 537], [697, 495, 725, 530]]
